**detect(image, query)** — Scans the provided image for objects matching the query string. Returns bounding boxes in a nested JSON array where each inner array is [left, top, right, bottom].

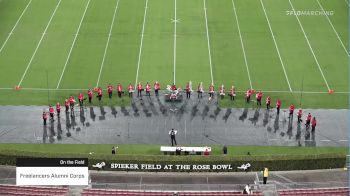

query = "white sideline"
[[231, 0, 252, 89], [0, 0, 32, 54], [96, 0, 120, 87], [288, 0, 331, 91], [56, 0, 91, 89], [203, 0, 214, 86], [17, 0, 62, 87], [134, 0, 149, 88], [1, 87, 348, 94], [173, 0, 177, 84], [316, 0, 349, 57], [260, 0, 292, 92]]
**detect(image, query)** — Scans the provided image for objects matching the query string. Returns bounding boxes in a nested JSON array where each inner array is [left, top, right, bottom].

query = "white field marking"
[[56, 0, 91, 89], [231, 0, 253, 89], [288, 0, 330, 91], [339, 140, 348, 142], [1, 87, 349, 94], [96, 0, 120, 87], [260, 0, 292, 92], [203, 0, 214, 85], [0, 0, 32, 54], [345, 0, 349, 7], [134, 0, 149, 88], [320, 139, 331, 142], [316, 0, 349, 57], [17, 0, 62, 87], [173, 0, 177, 84]]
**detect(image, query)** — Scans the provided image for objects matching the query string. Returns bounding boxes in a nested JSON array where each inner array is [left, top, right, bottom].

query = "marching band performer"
[[128, 83, 134, 98], [208, 83, 214, 100], [219, 84, 225, 100], [197, 82, 204, 99], [229, 85, 236, 101], [154, 81, 160, 97]]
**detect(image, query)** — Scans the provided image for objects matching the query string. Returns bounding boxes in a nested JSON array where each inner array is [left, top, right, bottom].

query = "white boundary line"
[[316, 0, 349, 57], [203, 0, 214, 85], [96, 0, 120, 87], [56, 0, 91, 89], [134, 0, 149, 88], [17, 0, 62, 87], [173, 0, 177, 84], [1, 87, 348, 94], [0, 0, 32, 54], [231, 0, 252, 89], [288, 0, 331, 91], [260, 0, 292, 92]]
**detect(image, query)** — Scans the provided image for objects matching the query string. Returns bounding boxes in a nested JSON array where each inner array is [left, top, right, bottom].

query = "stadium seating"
[[81, 188, 263, 196], [278, 187, 349, 196], [0, 184, 68, 196]]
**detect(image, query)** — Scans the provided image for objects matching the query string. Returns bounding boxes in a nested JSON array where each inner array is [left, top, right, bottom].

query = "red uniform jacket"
[[137, 84, 142, 90], [230, 87, 235, 96], [276, 100, 281, 108], [171, 85, 176, 91], [245, 89, 252, 98], [65, 100, 69, 107], [49, 107, 54, 114], [256, 92, 262, 101], [297, 110, 302, 117], [306, 114, 312, 122], [56, 103, 61, 112], [219, 86, 224, 94], [78, 93, 84, 101], [311, 119, 317, 127], [69, 96, 75, 104], [146, 84, 151, 92], [97, 88, 102, 96], [117, 84, 123, 92], [154, 83, 160, 90], [107, 85, 113, 93], [289, 105, 295, 113], [88, 90, 93, 98], [128, 84, 134, 92], [186, 84, 191, 92], [266, 96, 271, 104]]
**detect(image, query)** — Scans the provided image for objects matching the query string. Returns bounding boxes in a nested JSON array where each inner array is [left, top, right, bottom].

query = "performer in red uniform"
[[64, 99, 69, 113], [245, 89, 252, 103], [69, 96, 76, 115], [276, 99, 281, 115], [56, 102, 61, 118], [145, 82, 151, 97], [137, 82, 142, 98], [229, 86, 236, 101], [97, 87, 102, 102], [107, 84, 113, 99], [88, 89, 93, 103], [305, 113, 312, 129], [208, 84, 214, 99], [219, 84, 225, 100], [49, 105, 54, 121], [311, 117, 317, 132], [154, 81, 160, 97], [128, 83, 134, 98], [289, 104, 295, 119], [78, 93, 84, 107], [256, 91, 263, 106], [185, 82, 191, 99], [42, 111, 48, 125], [117, 83, 123, 98], [266, 96, 271, 109], [297, 109, 302, 123], [197, 82, 203, 99]]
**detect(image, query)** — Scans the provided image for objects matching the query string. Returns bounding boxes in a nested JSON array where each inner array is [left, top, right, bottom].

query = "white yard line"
[[231, 0, 252, 89], [173, 0, 177, 84], [316, 0, 349, 57], [56, 0, 91, 89], [288, 0, 331, 91], [96, 0, 120, 87], [203, 0, 214, 85], [134, 0, 149, 88], [17, 0, 62, 87], [0, 0, 32, 54], [1, 87, 348, 94], [260, 0, 292, 92]]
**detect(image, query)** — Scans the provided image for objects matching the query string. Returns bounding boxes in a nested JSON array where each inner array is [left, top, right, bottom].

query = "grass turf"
[[0, 143, 347, 156], [0, 0, 347, 108]]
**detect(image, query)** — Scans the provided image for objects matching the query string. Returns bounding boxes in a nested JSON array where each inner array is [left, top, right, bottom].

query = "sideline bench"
[[160, 146, 211, 155]]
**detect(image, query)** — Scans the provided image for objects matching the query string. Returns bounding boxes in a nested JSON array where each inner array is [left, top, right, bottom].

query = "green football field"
[[0, 0, 348, 108]]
